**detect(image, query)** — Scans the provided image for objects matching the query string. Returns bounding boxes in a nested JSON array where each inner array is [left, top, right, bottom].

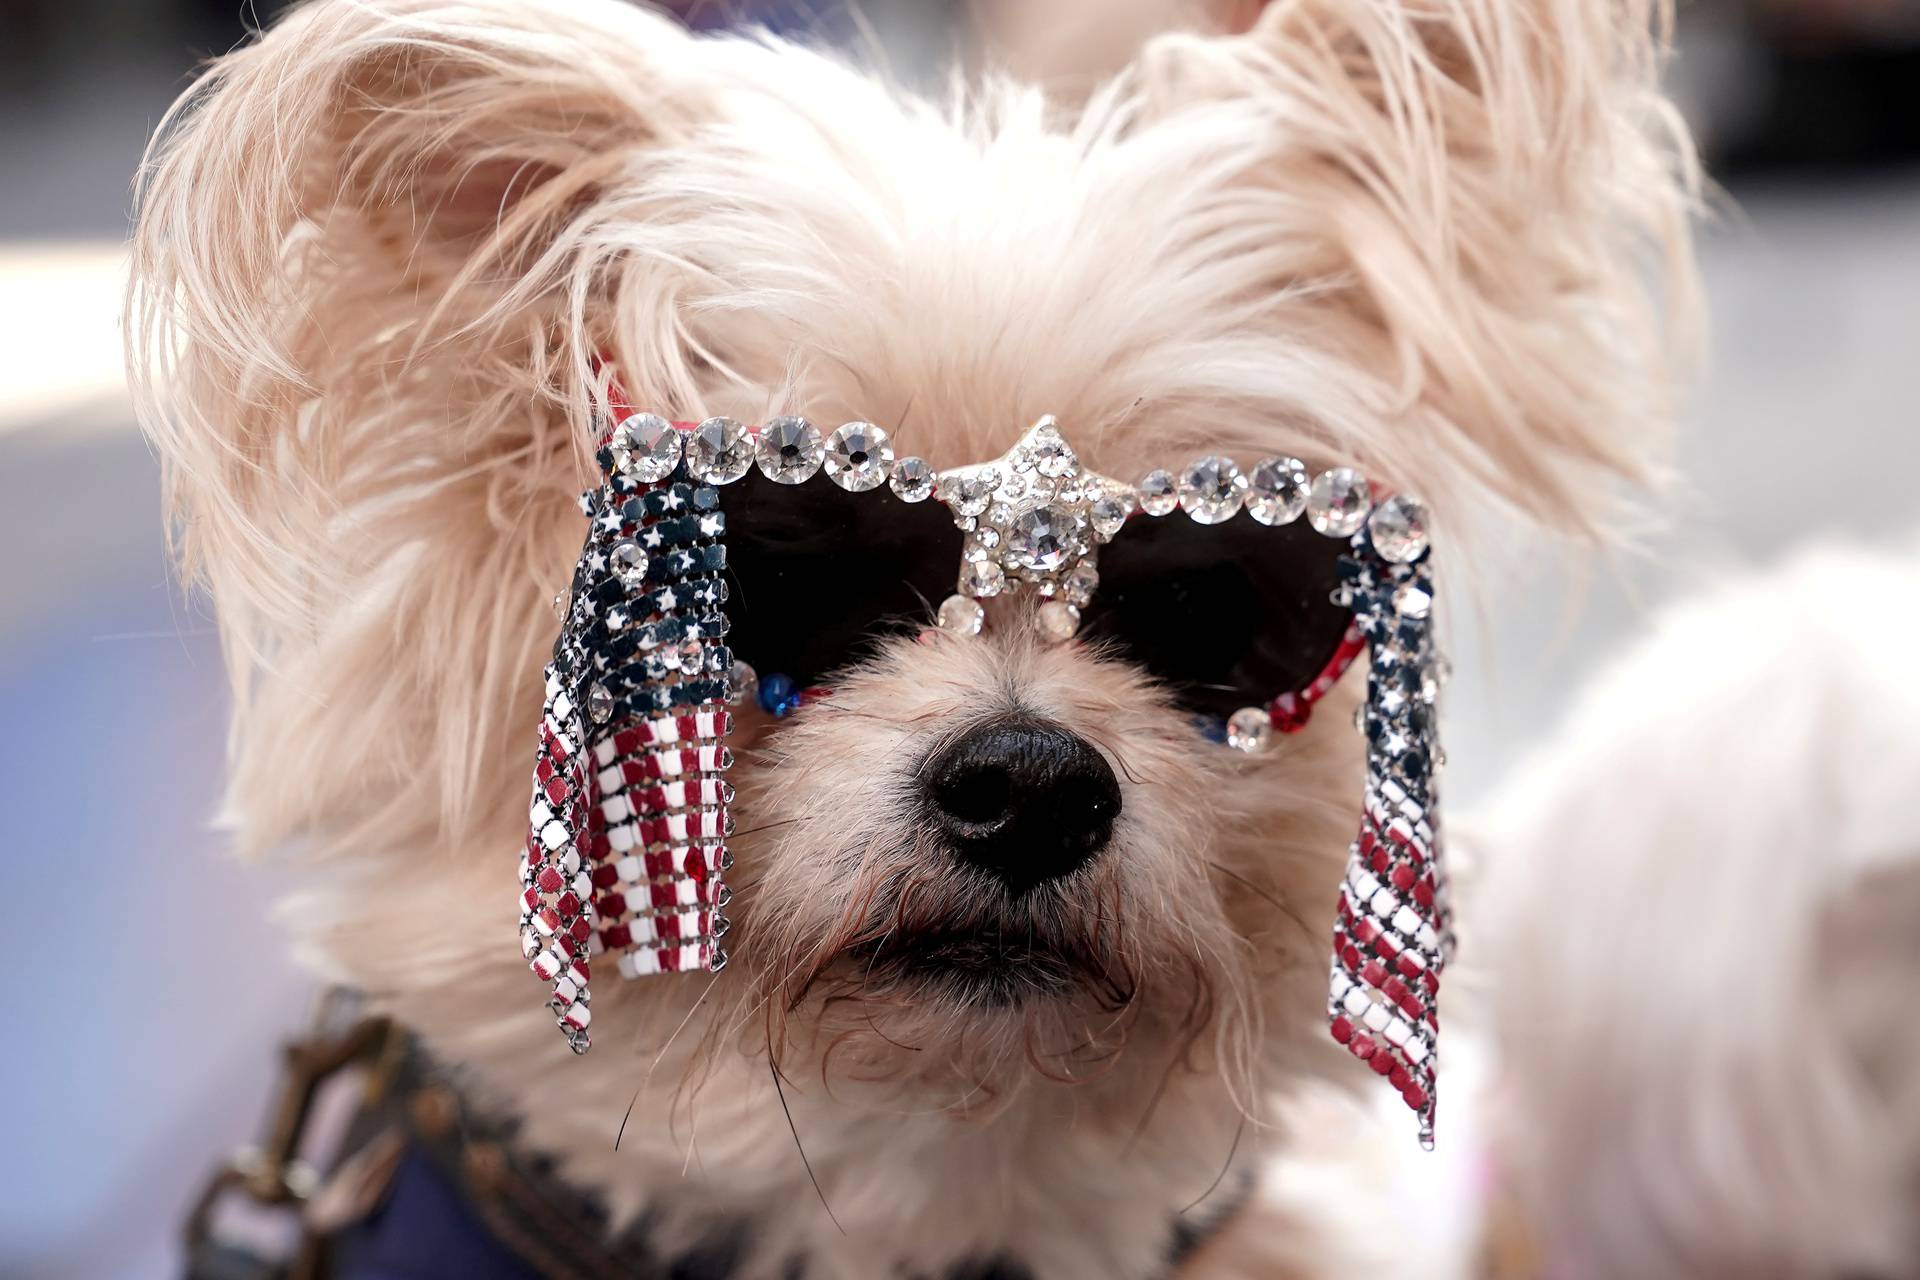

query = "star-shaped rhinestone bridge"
[[931, 417, 1135, 642]]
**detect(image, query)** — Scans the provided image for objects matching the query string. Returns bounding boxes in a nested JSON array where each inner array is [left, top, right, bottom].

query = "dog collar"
[[186, 997, 1259, 1280]]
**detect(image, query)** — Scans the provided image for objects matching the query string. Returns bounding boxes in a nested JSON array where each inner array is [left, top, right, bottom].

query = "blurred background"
[[1, 0, 1915, 1275]]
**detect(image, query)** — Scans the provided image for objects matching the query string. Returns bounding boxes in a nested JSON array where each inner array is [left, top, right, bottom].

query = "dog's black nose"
[[923, 717, 1122, 893]]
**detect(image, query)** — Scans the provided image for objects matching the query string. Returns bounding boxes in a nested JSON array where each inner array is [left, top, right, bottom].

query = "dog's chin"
[[853, 928, 1106, 1009]]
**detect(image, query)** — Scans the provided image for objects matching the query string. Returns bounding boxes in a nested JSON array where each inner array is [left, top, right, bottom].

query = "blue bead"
[[758, 672, 796, 716], [1193, 715, 1228, 744]]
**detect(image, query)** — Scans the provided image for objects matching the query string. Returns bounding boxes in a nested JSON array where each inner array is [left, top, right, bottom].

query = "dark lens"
[[720, 472, 964, 688], [1082, 514, 1351, 718]]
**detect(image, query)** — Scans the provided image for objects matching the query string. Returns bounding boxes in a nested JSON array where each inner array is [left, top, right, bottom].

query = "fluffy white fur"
[[128, 0, 1698, 1275], [1474, 539, 1920, 1279]]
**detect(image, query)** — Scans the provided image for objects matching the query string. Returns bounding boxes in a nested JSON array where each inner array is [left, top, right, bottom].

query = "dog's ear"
[[129, 0, 727, 857], [1125, 0, 1702, 540]]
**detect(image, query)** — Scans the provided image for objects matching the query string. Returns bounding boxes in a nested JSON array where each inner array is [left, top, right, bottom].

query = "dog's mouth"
[[853, 927, 1083, 1006]]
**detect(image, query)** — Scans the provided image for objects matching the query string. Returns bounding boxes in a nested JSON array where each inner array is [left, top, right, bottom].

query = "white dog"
[[129, 1, 1697, 1275], [1473, 538, 1920, 1279]]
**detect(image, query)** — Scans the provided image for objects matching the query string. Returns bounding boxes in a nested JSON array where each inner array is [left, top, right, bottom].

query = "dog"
[[1471, 536, 1920, 1279], [128, 0, 1698, 1275]]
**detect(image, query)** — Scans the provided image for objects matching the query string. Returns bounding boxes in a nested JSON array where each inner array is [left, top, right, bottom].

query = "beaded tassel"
[[520, 438, 735, 1053], [1326, 532, 1452, 1146]]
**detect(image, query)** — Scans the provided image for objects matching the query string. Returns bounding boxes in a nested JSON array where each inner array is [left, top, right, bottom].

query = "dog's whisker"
[[1205, 860, 1315, 942], [1081, 725, 1147, 787], [861, 1009, 922, 1053], [730, 815, 813, 840], [728, 936, 837, 1041], [649, 977, 721, 1081], [1123, 1001, 1213, 1156], [1177, 1112, 1247, 1217], [617, 978, 719, 1152], [770, 1056, 846, 1236]]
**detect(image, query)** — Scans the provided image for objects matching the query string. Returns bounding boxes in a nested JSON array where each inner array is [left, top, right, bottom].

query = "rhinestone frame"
[[599, 410, 1437, 744], [604, 412, 1428, 651]]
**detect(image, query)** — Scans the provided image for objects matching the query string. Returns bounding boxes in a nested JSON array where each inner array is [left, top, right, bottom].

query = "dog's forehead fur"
[[578, 7, 1696, 504], [640, 63, 1345, 474], [129, 0, 1698, 1275]]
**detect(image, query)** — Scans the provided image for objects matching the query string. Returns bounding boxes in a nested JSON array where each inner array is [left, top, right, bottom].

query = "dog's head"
[[132, 0, 1695, 1264]]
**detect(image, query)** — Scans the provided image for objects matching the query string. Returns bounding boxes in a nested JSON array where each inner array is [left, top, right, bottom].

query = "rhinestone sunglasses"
[[522, 402, 1451, 1146], [610, 412, 1428, 742]]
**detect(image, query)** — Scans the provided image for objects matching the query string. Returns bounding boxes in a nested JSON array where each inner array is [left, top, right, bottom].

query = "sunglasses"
[[605, 413, 1424, 745]]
